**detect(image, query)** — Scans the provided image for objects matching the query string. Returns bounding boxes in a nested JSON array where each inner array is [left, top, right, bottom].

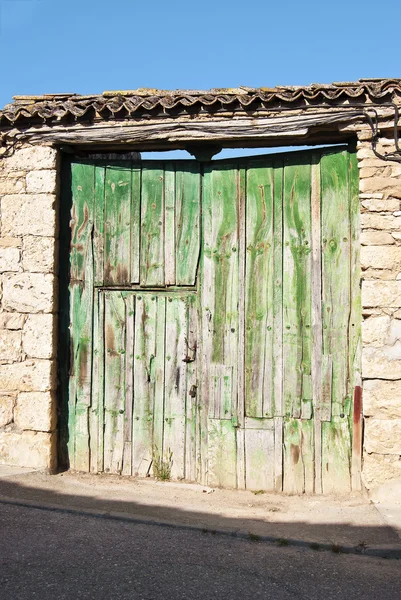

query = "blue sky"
[[0, 0, 399, 158], [0, 0, 399, 108]]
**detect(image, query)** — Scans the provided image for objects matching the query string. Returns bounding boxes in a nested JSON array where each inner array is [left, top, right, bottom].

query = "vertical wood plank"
[[245, 427, 275, 491], [348, 150, 362, 490], [103, 292, 126, 474], [164, 165, 176, 286], [122, 294, 134, 476], [89, 290, 101, 473], [237, 167, 246, 490], [140, 166, 165, 286], [283, 418, 314, 494], [207, 420, 237, 489], [322, 419, 351, 493], [321, 150, 350, 419], [274, 417, 283, 492], [200, 164, 213, 485], [69, 162, 95, 472], [104, 165, 132, 285], [94, 165, 105, 286], [185, 294, 199, 482], [176, 164, 201, 285], [245, 163, 274, 418], [272, 162, 284, 418], [321, 150, 352, 491], [311, 156, 323, 493], [153, 296, 166, 471], [163, 296, 187, 480], [132, 295, 157, 476], [282, 157, 312, 420], [131, 166, 141, 284]]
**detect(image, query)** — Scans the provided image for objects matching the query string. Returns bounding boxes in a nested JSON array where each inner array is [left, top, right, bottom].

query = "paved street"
[[0, 502, 400, 600]]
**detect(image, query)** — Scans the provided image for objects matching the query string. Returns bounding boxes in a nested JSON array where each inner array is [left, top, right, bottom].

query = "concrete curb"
[[0, 495, 400, 560]]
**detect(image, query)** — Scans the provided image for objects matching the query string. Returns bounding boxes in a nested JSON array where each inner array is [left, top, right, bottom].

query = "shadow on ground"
[[0, 471, 399, 558]]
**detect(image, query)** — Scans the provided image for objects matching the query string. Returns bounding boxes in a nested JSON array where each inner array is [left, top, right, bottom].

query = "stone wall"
[[0, 145, 58, 470], [358, 136, 401, 488]]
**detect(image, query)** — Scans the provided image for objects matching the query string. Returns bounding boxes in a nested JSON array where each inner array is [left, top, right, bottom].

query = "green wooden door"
[[66, 147, 360, 493]]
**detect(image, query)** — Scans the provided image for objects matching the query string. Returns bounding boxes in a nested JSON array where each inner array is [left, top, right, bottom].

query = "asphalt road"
[[0, 502, 399, 600]]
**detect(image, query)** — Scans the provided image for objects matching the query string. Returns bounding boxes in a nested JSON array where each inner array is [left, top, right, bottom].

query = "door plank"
[[186, 294, 199, 482], [176, 164, 201, 285], [311, 157, 323, 493], [282, 157, 312, 419], [348, 151, 362, 490], [69, 162, 95, 472], [93, 165, 105, 286], [164, 165, 176, 286], [283, 418, 314, 494], [207, 419, 237, 489], [103, 291, 127, 474], [321, 150, 350, 419], [140, 166, 165, 286], [132, 295, 157, 476], [104, 164, 132, 285], [322, 419, 351, 493], [245, 427, 275, 491], [272, 162, 284, 418], [163, 296, 187, 480], [122, 293, 135, 476], [131, 166, 141, 284], [245, 164, 274, 417]]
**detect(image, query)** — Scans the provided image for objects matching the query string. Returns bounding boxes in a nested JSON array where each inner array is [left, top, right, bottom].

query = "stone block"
[[365, 419, 401, 454], [361, 198, 400, 213], [360, 214, 401, 231], [362, 344, 401, 379], [2, 272, 56, 313], [362, 280, 401, 307], [14, 391, 56, 432], [362, 315, 390, 346], [361, 246, 401, 270], [1, 194, 57, 237], [360, 232, 394, 246], [0, 247, 20, 272], [0, 146, 57, 172], [0, 176, 26, 195], [0, 394, 14, 427], [22, 236, 55, 273], [362, 453, 401, 489], [0, 313, 26, 330], [360, 177, 401, 197], [0, 430, 56, 470], [364, 380, 401, 419], [23, 314, 55, 359], [26, 170, 57, 194], [0, 359, 56, 392], [363, 269, 396, 281], [0, 330, 21, 361]]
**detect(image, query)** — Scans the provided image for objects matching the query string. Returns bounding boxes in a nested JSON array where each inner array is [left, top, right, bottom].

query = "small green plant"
[[277, 538, 289, 547], [152, 446, 173, 481], [252, 490, 265, 495], [248, 532, 261, 542]]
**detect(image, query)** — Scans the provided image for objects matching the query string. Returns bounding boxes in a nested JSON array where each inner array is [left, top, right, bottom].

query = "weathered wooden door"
[[66, 147, 360, 493]]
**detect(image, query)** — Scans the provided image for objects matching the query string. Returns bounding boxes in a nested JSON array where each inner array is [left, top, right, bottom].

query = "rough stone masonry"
[[0, 83, 401, 493], [0, 145, 58, 470]]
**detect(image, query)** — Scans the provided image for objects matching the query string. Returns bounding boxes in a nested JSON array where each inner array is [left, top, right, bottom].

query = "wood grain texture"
[[104, 165, 132, 285], [282, 156, 312, 420]]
